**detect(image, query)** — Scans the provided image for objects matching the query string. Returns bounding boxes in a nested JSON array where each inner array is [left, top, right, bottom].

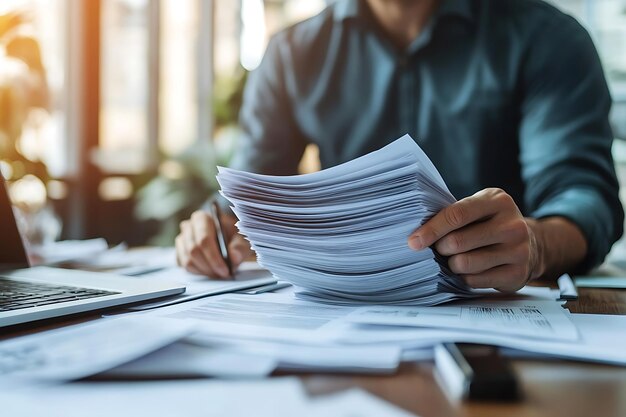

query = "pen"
[[211, 201, 233, 277]]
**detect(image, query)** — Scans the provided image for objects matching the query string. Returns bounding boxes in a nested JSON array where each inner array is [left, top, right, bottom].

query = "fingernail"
[[408, 235, 424, 250]]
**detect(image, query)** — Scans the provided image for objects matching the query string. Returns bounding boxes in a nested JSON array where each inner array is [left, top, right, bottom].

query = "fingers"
[[228, 235, 252, 268], [447, 242, 530, 275], [179, 219, 215, 275], [190, 211, 230, 278], [434, 216, 529, 256], [174, 210, 232, 279], [461, 263, 530, 292], [406, 188, 536, 292], [409, 188, 517, 250], [175, 226, 204, 275]]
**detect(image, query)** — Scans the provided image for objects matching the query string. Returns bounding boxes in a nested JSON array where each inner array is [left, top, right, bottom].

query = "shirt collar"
[[333, 0, 474, 25]]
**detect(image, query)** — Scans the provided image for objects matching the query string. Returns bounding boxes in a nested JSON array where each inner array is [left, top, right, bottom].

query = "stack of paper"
[[217, 135, 474, 305]]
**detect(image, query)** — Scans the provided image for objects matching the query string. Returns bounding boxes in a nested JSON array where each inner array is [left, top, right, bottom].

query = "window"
[[0, 0, 69, 177], [99, 0, 150, 174], [548, 0, 626, 140], [549, 0, 626, 92]]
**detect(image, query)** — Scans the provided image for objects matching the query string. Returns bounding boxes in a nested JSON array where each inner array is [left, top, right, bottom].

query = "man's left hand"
[[408, 188, 544, 292]]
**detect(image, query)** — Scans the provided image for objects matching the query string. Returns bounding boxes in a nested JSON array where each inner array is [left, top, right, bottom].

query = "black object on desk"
[[435, 343, 520, 401]]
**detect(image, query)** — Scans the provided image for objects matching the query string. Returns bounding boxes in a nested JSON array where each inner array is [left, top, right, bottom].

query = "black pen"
[[210, 201, 233, 277]]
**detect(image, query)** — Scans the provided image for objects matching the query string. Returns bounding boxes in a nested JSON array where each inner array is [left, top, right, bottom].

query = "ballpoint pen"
[[211, 200, 234, 277]]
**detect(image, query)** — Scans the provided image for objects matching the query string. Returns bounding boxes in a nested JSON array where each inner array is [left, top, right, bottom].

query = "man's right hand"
[[175, 210, 253, 279]]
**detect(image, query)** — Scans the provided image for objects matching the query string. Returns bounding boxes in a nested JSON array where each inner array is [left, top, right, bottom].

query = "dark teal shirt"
[[232, 0, 624, 271]]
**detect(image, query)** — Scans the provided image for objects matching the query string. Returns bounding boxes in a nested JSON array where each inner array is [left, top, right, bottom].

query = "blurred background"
[[1, 0, 625, 248]]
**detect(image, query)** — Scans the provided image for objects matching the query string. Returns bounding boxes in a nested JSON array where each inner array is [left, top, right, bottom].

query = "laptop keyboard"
[[0, 278, 119, 312]]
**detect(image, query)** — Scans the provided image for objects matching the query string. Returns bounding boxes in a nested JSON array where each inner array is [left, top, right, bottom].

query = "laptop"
[[0, 174, 185, 328]]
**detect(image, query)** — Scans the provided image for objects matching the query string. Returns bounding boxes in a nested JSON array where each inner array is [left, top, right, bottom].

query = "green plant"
[[213, 70, 248, 130], [0, 11, 50, 198]]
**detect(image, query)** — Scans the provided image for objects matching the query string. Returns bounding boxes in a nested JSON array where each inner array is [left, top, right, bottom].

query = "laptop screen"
[[0, 173, 30, 268]]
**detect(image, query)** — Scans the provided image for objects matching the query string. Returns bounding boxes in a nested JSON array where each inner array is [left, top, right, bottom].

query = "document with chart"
[[217, 134, 477, 306]]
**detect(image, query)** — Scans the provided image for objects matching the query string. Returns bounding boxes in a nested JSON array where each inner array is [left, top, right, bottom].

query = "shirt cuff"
[[530, 188, 615, 272]]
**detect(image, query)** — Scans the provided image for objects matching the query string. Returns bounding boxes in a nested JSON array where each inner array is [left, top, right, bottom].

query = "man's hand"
[[175, 210, 253, 279], [408, 188, 543, 292]]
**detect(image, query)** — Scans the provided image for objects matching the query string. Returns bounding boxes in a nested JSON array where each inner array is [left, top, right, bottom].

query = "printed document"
[[148, 292, 401, 372], [156, 292, 355, 341], [0, 316, 192, 382], [347, 299, 578, 341]]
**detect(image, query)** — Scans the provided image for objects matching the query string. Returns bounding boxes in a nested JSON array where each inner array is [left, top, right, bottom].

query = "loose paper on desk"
[[347, 299, 578, 341], [306, 389, 418, 417], [1, 377, 421, 417], [335, 311, 626, 366], [149, 292, 401, 372], [217, 134, 476, 306], [574, 275, 626, 289], [434, 313, 626, 366], [32, 238, 109, 265], [155, 292, 354, 342], [0, 316, 192, 382], [100, 341, 277, 379], [1, 377, 308, 417], [188, 335, 401, 373], [125, 261, 276, 311]]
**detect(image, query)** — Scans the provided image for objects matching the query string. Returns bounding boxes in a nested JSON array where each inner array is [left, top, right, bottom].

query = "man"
[[176, 0, 623, 292]]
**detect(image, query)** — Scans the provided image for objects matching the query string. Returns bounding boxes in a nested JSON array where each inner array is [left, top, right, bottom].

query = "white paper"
[[188, 335, 401, 373], [149, 292, 401, 372], [307, 389, 419, 417], [124, 262, 276, 311], [0, 377, 308, 417], [101, 341, 276, 379], [0, 378, 420, 417], [347, 299, 578, 341], [516, 285, 561, 300], [574, 275, 626, 289], [154, 292, 357, 343], [334, 312, 626, 366], [506, 313, 626, 364], [217, 134, 476, 305], [432, 313, 626, 365], [0, 317, 193, 382], [96, 246, 177, 275], [33, 238, 109, 265], [143, 261, 273, 284]]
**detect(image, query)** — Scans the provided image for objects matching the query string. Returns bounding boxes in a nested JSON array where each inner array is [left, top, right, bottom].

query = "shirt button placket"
[[398, 54, 416, 140]]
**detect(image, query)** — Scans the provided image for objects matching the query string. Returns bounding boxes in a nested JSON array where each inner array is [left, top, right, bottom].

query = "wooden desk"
[[300, 286, 626, 417], [3, 286, 625, 417]]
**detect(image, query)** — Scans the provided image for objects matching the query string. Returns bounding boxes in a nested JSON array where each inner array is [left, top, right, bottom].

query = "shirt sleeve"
[[229, 33, 308, 175], [519, 18, 624, 272]]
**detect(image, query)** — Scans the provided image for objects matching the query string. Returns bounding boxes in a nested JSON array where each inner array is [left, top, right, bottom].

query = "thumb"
[[228, 235, 251, 267]]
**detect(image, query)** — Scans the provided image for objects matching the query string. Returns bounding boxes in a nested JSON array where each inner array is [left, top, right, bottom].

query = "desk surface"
[[4, 285, 626, 417], [302, 286, 626, 417]]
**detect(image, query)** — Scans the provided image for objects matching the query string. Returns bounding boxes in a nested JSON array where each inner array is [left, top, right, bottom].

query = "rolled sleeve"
[[519, 17, 624, 271], [531, 188, 616, 270]]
